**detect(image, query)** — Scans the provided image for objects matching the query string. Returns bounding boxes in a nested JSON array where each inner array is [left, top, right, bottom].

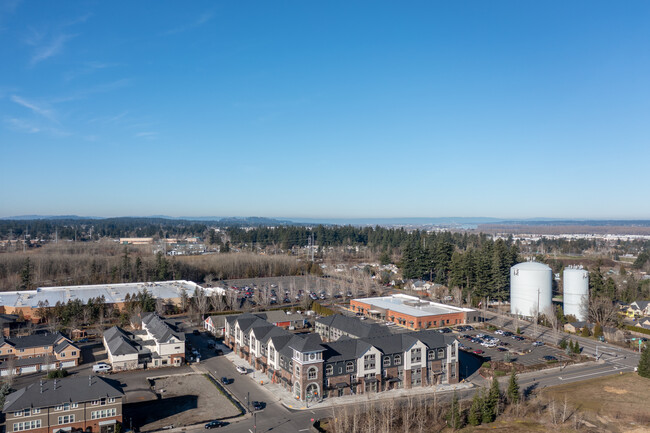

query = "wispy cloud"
[[29, 33, 76, 65], [165, 10, 214, 35], [64, 61, 117, 81], [11, 95, 56, 121], [87, 111, 129, 125], [4, 117, 71, 137], [135, 131, 158, 139]]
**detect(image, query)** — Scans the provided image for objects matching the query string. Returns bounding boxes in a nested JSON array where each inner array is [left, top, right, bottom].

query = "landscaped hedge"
[[626, 325, 650, 336]]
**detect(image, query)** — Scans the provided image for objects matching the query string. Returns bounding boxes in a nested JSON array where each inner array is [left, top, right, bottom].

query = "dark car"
[[193, 330, 200, 335], [437, 328, 452, 334], [205, 420, 227, 429], [252, 401, 264, 411], [221, 377, 233, 385], [503, 331, 513, 337], [543, 355, 557, 362], [464, 325, 474, 331], [496, 347, 508, 352]]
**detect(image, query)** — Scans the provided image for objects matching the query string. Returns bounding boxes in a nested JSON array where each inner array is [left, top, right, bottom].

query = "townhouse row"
[[0, 333, 80, 377], [224, 313, 460, 401]]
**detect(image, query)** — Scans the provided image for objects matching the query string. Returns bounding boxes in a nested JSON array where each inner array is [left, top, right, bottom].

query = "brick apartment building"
[[224, 312, 459, 401], [3, 375, 123, 433]]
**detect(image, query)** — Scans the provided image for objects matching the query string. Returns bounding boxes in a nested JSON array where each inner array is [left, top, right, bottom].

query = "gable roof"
[[631, 300, 650, 310], [142, 313, 184, 343], [3, 375, 123, 412], [256, 311, 304, 324], [0, 333, 73, 350], [316, 314, 389, 339], [322, 338, 373, 363], [103, 326, 140, 356], [289, 333, 324, 353]]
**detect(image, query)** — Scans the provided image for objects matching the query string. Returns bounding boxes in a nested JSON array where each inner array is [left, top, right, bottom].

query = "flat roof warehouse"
[[0, 281, 223, 317], [357, 294, 475, 318]]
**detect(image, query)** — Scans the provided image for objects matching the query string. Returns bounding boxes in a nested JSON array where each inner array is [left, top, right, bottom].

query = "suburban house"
[[103, 313, 185, 370], [224, 312, 460, 401], [0, 333, 80, 376], [204, 315, 228, 336], [564, 321, 588, 333], [315, 314, 388, 342], [3, 375, 124, 433], [627, 301, 650, 317]]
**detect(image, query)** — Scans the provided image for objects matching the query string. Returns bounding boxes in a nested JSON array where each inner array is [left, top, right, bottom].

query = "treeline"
[[402, 235, 519, 302], [0, 243, 309, 290]]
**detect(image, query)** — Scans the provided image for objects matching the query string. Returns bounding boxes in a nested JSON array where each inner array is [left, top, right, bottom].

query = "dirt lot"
[[542, 372, 650, 431], [124, 374, 241, 431]]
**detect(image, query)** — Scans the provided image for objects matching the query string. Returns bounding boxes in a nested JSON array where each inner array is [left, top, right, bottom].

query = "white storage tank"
[[563, 266, 589, 321], [510, 261, 553, 317]]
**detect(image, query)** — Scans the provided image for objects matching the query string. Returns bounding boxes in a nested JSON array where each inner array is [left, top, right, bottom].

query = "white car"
[[236, 366, 247, 374], [495, 330, 504, 335], [93, 363, 112, 373]]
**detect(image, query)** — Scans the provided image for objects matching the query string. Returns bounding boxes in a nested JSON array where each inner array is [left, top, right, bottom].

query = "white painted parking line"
[[558, 367, 626, 381]]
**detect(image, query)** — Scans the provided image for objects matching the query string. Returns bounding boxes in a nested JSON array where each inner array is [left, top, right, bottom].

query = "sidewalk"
[[225, 351, 474, 411]]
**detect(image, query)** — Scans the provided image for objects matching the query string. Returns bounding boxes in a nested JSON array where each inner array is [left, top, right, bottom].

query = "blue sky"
[[1, 1, 649, 219]]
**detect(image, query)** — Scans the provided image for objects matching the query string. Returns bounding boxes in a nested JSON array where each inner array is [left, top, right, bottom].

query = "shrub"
[[482, 362, 491, 369], [47, 369, 68, 379]]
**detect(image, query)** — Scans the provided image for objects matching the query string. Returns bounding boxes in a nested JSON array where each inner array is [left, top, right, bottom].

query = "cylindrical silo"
[[563, 267, 589, 321], [510, 262, 553, 317]]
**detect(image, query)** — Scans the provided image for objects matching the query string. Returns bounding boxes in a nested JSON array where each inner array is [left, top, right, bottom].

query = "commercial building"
[[350, 294, 479, 331], [0, 333, 80, 376], [3, 375, 123, 433], [103, 313, 185, 370], [0, 280, 222, 321], [224, 312, 459, 401]]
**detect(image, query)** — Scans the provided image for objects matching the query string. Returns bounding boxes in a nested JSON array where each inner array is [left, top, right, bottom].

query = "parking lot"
[[455, 327, 569, 366]]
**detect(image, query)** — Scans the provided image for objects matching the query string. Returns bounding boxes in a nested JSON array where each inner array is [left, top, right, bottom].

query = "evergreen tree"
[[482, 377, 500, 423], [20, 258, 32, 290], [468, 390, 483, 426], [638, 346, 650, 379], [593, 322, 604, 338], [573, 340, 581, 354], [446, 390, 463, 430], [567, 340, 574, 353], [559, 339, 568, 350], [581, 325, 591, 337], [507, 369, 519, 404]]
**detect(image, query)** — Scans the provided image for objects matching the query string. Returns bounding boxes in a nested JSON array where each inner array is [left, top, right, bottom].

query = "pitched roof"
[[316, 314, 389, 339], [322, 338, 373, 363], [289, 333, 324, 353], [256, 311, 304, 324], [0, 333, 73, 350], [259, 326, 291, 345], [142, 313, 184, 343], [3, 375, 124, 412], [103, 326, 139, 356]]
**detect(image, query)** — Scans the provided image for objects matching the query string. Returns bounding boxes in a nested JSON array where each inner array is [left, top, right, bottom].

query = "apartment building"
[[3, 375, 123, 433], [0, 333, 80, 376], [314, 314, 388, 342], [103, 313, 185, 370], [224, 312, 459, 401]]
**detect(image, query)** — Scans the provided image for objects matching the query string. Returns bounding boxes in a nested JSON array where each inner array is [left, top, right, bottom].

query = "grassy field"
[[541, 372, 650, 430]]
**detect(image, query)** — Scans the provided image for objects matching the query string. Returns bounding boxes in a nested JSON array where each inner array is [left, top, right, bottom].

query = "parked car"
[[221, 377, 233, 385], [205, 420, 227, 429], [532, 341, 544, 347], [495, 329, 504, 335], [473, 349, 484, 354], [93, 363, 112, 373], [252, 401, 264, 411], [496, 347, 508, 352], [543, 355, 557, 361], [236, 366, 247, 374]]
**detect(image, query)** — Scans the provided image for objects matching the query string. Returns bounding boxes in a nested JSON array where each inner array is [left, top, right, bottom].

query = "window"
[[428, 350, 434, 361], [23, 409, 30, 417], [325, 365, 333, 376], [346, 361, 354, 373], [108, 397, 115, 403], [437, 348, 444, 358], [295, 365, 300, 375], [383, 356, 390, 367], [32, 409, 40, 414], [91, 408, 117, 420], [394, 354, 401, 365], [71, 403, 78, 409], [363, 354, 375, 370], [13, 420, 41, 431], [71, 351, 77, 357], [60, 353, 65, 357], [58, 415, 75, 425], [19, 349, 24, 353], [411, 348, 421, 363], [43, 346, 49, 350], [14, 411, 22, 417], [308, 367, 317, 380]]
